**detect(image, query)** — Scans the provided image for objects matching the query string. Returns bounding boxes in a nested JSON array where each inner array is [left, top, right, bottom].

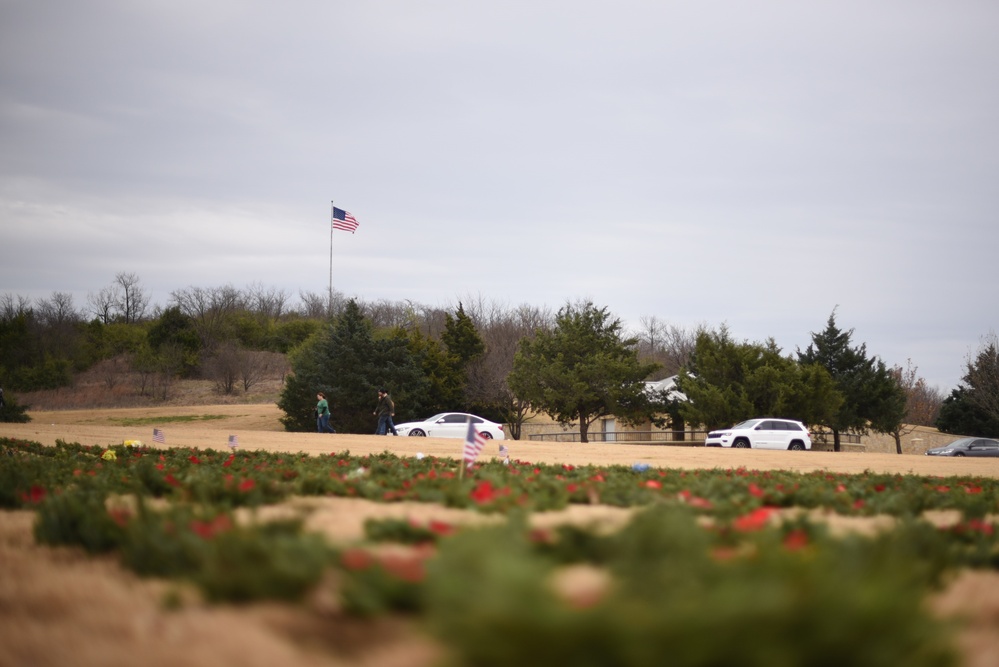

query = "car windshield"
[[424, 413, 448, 422], [731, 419, 762, 430], [945, 438, 975, 449]]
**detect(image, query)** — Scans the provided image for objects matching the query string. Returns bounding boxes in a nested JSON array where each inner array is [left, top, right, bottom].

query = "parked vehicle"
[[925, 437, 999, 457], [394, 412, 505, 440], [704, 418, 812, 450]]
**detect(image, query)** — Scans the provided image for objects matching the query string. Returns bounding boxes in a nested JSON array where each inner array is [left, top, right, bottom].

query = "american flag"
[[332, 206, 359, 233], [228, 434, 239, 449], [462, 420, 487, 467], [152, 428, 165, 444]]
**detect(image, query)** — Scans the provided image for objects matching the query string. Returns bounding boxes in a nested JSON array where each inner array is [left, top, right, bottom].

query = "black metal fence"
[[527, 431, 710, 445], [527, 429, 862, 446]]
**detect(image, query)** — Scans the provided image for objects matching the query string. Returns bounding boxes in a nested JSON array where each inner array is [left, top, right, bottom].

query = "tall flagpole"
[[334, 200, 338, 318]]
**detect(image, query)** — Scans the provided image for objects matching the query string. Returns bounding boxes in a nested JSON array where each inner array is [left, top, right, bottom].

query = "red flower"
[[963, 519, 994, 535], [108, 508, 132, 527], [340, 548, 375, 571], [965, 485, 983, 494], [155, 463, 165, 471], [874, 484, 886, 493], [164, 473, 181, 487], [678, 490, 713, 509], [380, 553, 427, 583], [644, 480, 662, 490], [222, 454, 235, 468], [711, 546, 740, 561], [733, 507, 777, 532], [189, 515, 232, 540], [783, 529, 809, 551], [835, 484, 847, 493], [238, 478, 256, 492], [566, 483, 579, 493], [470, 480, 497, 504], [428, 520, 455, 536], [936, 485, 950, 493], [189, 455, 202, 464], [748, 483, 765, 498], [20, 485, 46, 505], [528, 528, 555, 544]]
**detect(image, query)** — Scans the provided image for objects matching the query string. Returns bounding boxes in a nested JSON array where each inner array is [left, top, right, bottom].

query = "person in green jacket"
[[316, 392, 335, 433]]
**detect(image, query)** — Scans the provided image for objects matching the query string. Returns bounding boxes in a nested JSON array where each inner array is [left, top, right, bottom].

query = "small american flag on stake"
[[152, 428, 165, 444], [228, 435, 239, 449], [462, 419, 487, 468]]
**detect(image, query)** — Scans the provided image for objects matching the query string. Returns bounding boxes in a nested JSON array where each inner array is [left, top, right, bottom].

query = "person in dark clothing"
[[373, 388, 397, 435]]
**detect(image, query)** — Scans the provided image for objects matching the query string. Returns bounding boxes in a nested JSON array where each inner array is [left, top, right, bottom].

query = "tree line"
[[3, 274, 998, 446]]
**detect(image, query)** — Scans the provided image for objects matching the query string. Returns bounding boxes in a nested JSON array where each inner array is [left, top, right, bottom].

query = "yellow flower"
[[102, 449, 117, 461], [124, 440, 142, 448]]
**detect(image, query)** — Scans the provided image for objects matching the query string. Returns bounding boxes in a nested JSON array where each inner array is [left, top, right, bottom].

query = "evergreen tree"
[[441, 304, 485, 363], [678, 327, 842, 432], [798, 311, 905, 451], [936, 387, 999, 437], [508, 301, 660, 443], [440, 303, 486, 411], [961, 335, 999, 427], [0, 388, 31, 423], [278, 300, 428, 433], [406, 328, 464, 414]]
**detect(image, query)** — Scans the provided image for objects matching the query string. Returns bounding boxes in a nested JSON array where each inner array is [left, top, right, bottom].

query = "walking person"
[[373, 388, 396, 435], [316, 392, 335, 433]]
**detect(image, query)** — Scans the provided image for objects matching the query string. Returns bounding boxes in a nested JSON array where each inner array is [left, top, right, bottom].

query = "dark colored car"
[[925, 437, 999, 457]]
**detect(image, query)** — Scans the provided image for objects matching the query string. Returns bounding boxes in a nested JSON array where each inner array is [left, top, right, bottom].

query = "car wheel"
[[788, 442, 805, 451], [954, 452, 964, 457], [733, 439, 750, 449], [409, 429, 426, 437], [481, 432, 493, 439]]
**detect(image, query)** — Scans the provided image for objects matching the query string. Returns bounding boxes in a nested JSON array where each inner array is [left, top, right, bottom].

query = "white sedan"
[[394, 412, 506, 440]]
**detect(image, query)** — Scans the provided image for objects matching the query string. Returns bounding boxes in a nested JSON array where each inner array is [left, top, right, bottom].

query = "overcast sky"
[[2, 1, 997, 391]]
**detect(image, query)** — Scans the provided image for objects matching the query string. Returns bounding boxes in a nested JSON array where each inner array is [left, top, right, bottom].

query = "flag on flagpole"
[[498, 443, 510, 464], [153, 428, 165, 444], [228, 435, 239, 449], [332, 206, 359, 233], [463, 419, 487, 468]]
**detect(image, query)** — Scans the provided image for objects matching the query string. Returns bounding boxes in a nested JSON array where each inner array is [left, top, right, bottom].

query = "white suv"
[[704, 418, 812, 451]]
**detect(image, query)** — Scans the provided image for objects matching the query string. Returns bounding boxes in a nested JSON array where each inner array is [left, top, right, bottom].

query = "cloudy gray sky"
[[2, 1, 997, 391]]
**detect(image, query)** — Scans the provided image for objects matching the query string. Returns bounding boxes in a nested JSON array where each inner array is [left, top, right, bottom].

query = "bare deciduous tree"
[[87, 286, 118, 324], [155, 343, 186, 400], [35, 291, 80, 327], [634, 317, 702, 379], [206, 341, 241, 395], [170, 284, 245, 351], [35, 292, 83, 357], [1, 293, 32, 320], [463, 301, 555, 439], [114, 272, 149, 324], [364, 299, 417, 329], [238, 349, 277, 392], [296, 289, 349, 320], [246, 282, 290, 320], [101, 355, 129, 390]]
